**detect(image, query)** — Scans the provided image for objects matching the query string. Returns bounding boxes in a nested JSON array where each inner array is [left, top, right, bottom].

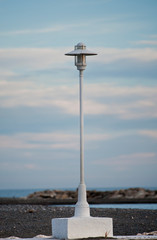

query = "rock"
[[138, 231, 157, 235], [27, 190, 57, 199], [27, 209, 36, 213], [26, 188, 157, 200]]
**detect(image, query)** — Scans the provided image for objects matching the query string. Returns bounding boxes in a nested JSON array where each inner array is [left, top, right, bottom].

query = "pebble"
[[0, 205, 157, 238]]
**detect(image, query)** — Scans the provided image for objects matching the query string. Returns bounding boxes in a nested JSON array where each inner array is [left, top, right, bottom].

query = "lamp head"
[[65, 42, 97, 70]]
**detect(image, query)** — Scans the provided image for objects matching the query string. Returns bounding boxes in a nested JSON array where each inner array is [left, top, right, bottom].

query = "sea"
[[0, 187, 157, 210]]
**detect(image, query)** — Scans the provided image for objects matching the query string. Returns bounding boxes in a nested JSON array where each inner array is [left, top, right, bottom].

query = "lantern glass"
[[82, 55, 86, 65], [78, 55, 82, 64], [75, 55, 86, 67]]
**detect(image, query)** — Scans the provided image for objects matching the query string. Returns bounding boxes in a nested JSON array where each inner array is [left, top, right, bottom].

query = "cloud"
[[0, 131, 125, 151], [0, 47, 157, 120], [0, 161, 39, 171], [0, 81, 156, 119], [0, 16, 123, 37], [0, 132, 79, 150], [138, 130, 157, 139], [0, 20, 103, 37], [0, 26, 64, 36], [134, 40, 157, 46], [93, 152, 157, 171], [0, 48, 70, 72], [0, 22, 88, 36], [94, 48, 157, 63], [0, 47, 157, 75], [1, 80, 157, 119], [24, 164, 38, 170], [1, 130, 156, 152], [150, 35, 157, 39], [0, 70, 18, 78], [0, 80, 79, 115]]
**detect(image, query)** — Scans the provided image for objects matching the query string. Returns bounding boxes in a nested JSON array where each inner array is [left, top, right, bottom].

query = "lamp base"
[[52, 216, 113, 239]]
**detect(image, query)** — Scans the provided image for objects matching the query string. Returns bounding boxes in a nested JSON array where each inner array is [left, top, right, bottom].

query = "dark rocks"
[[26, 188, 157, 200], [0, 188, 157, 205], [27, 189, 77, 199]]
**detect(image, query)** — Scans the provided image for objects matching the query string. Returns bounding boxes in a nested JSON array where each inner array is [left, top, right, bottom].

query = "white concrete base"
[[52, 216, 113, 239]]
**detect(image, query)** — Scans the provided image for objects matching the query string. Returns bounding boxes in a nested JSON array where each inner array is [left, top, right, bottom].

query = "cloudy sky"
[[0, 0, 157, 190]]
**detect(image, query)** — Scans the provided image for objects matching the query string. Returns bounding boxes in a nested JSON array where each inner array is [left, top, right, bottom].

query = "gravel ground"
[[0, 205, 157, 238]]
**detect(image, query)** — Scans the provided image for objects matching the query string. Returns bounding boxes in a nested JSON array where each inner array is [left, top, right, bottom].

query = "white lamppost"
[[65, 42, 97, 217], [52, 43, 113, 240]]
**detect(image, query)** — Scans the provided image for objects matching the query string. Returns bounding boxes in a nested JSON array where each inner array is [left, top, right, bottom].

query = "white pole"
[[74, 69, 90, 218], [80, 69, 84, 184]]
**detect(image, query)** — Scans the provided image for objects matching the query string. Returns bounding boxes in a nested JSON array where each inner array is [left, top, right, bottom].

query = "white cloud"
[[93, 152, 157, 171], [85, 133, 111, 141], [85, 83, 157, 98], [0, 48, 72, 73], [138, 130, 157, 139], [0, 47, 157, 76], [0, 161, 40, 171], [0, 26, 63, 36], [134, 40, 157, 46], [0, 17, 120, 37], [0, 46, 157, 120], [0, 132, 116, 151], [150, 35, 157, 39], [0, 80, 79, 115], [0, 80, 157, 119], [94, 47, 157, 63], [24, 164, 37, 170], [1, 130, 155, 152], [0, 132, 79, 150], [0, 22, 87, 36], [0, 70, 18, 78]]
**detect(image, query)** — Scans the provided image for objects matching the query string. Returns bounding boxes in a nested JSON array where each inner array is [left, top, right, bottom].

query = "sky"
[[0, 0, 157, 190]]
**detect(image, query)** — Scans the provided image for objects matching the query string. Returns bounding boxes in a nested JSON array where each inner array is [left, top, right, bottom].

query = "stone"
[[26, 188, 157, 201], [52, 216, 113, 239]]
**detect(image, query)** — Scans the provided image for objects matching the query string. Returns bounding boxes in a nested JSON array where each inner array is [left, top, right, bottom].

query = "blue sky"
[[0, 0, 157, 190]]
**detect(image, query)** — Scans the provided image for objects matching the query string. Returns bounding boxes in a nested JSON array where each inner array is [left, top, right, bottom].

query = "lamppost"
[[52, 43, 113, 240], [65, 42, 97, 217]]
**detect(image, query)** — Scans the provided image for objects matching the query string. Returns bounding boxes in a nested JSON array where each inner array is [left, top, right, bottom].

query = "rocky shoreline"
[[0, 188, 157, 205], [27, 188, 157, 200]]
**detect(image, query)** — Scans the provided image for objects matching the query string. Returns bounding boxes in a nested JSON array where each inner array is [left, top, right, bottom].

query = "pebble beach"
[[0, 205, 157, 238]]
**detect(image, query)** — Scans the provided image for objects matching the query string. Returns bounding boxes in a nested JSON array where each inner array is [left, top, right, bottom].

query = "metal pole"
[[79, 69, 84, 184], [74, 69, 90, 217]]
